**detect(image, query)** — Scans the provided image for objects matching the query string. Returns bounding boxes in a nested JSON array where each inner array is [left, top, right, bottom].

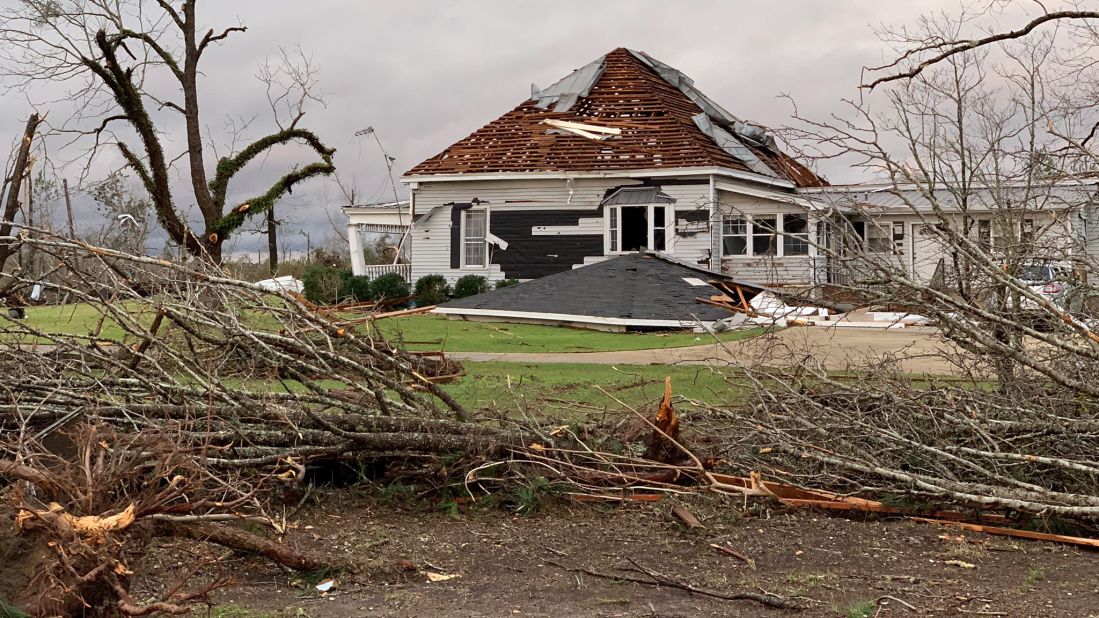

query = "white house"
[[345, 47, 1099, 290]]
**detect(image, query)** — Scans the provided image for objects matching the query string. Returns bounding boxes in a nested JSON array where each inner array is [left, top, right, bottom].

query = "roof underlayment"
[[406, 48, 824, 187]]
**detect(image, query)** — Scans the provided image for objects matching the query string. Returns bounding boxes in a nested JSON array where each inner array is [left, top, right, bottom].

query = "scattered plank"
[[671, 503, 703, 529]]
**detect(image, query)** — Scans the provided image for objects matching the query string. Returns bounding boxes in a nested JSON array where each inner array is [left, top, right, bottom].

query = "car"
[[1012, 261, 1079, 312]]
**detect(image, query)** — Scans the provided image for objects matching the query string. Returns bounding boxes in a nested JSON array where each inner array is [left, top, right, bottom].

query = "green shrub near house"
[[453, 274, 489, 299], [414, 274, 450, 306], [302, 265, 346, 305], [371, 273, 410, 302], [495, 278, 519, 289], [338, 274, 371, 303]]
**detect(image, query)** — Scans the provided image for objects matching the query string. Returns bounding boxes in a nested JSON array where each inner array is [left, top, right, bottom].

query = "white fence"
[[361, 263, 412, 281]]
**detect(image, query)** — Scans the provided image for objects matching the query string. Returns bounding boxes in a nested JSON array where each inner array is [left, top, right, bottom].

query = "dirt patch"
[[146, 491, 1099, 617]]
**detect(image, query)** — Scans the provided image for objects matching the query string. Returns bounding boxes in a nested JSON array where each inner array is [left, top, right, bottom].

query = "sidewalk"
[[446, 326, 957, 375]]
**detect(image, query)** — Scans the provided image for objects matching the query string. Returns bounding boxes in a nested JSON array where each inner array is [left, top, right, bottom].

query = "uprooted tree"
[[0, 0, 335, 261]]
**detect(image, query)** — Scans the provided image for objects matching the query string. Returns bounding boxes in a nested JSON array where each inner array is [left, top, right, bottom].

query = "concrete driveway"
[[447, 325, 958, 375]]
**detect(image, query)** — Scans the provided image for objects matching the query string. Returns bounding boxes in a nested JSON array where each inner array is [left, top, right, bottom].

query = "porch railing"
[[361, 263, 412, 282]]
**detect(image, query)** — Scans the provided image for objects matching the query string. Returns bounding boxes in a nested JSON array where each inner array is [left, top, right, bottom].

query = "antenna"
[[355, 126, 408, 264]]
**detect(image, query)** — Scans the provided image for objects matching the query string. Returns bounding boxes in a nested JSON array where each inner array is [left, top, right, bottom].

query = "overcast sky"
[[0, 0, 970, 258]]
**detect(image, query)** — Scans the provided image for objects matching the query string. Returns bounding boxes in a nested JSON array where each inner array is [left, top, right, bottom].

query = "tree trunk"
[[0, 113, 40, 275], [267, 204, 278, 276]]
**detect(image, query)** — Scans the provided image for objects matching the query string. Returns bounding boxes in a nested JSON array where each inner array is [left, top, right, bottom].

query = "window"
[[892, 222, 905, 252], [652, 206, 668, 251], [865, 222, 892, 253], [723, 214, 814, 257], [461, 209, 487, 268], [606, 205, 673, 253], [978, 219, 991, 251], [752, 217, 777, 255], [1021, 218, 1035, 246], [783, 214, 810, 256], [722, 217, 748, 255], [608, 208, 618, 252], [850, 221, 866, 248]]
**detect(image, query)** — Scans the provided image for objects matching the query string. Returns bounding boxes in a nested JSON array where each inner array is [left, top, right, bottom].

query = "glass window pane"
[[754, 217, 777, 233], [753, 217, 777, 255], [723, 218, 747, 235], [653, 228, 666, 251], [723, 236, 747, 255], [783, 214, 807, 234], [753, 235, 776, 255], [784, 235, 809, 255]]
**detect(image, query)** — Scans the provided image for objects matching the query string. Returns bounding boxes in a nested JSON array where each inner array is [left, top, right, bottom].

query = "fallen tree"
[[0, 234, 801, 615], [0, 233, 522, 614]]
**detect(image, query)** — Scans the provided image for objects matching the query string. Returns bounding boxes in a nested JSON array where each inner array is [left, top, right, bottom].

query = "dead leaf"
[[425, 571, 461, 582]]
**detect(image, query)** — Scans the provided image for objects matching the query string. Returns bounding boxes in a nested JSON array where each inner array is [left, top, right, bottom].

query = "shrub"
[[370, 273, 410, 301], [495, 278, 520, 289], [414, 274, 450, 306], [302, 265, 345, 305], [338, 274, 371, 303], [453, 274, 489, 299]]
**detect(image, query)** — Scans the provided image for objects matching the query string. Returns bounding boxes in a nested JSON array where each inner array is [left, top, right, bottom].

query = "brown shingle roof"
[[406, 48, 824, 187]]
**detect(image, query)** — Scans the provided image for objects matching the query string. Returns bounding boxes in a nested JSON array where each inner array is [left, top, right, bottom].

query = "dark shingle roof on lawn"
[[437, 253, 752, 325]]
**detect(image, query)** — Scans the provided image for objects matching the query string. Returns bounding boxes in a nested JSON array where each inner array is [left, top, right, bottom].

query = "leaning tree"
[[0, 0, 335, 261]]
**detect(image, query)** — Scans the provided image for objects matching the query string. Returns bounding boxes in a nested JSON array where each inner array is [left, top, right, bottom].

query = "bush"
[[302, 265, 346, 305], [338, 274, 371, 303], [495, 278, 520, 289], [414, 274, 450, 306], [370, 273, 410, 301], [453, 274, 489, 299]]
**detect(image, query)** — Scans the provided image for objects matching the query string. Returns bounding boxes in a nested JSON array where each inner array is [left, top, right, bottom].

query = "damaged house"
[[344, 47, 1099, 323], [348, 47, 828, 289]]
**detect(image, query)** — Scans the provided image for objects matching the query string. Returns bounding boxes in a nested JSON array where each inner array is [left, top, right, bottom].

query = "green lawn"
[[235, 361, 740, 417], [373, 314, 761, 354], [5, 302, 151, 342], [445, 361, 739, 415]]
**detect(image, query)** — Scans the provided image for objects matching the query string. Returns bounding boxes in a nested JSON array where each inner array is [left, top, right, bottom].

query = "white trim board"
[[432, 307, 711, 329], [403, 166, 796, 190]]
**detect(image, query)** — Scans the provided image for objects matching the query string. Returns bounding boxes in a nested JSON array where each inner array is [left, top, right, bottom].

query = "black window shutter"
[[449, 203, 471, 269]]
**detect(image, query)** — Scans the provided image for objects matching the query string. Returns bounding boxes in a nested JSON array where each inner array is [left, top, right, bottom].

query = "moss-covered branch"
[[206, 128, 335, 242]]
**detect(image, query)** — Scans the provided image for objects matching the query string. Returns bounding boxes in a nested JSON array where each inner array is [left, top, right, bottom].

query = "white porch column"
[[347, 224, 367, 276]]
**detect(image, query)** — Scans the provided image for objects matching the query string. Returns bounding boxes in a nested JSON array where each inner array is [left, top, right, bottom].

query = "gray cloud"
[[0, 0, 959, 257]]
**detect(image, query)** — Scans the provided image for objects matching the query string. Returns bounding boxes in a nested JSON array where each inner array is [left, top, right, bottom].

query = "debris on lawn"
[[315, 579, 336, 592], [709, 543, 756, 569], [671, 503, 704, 529], [424, 571, 461, 583]]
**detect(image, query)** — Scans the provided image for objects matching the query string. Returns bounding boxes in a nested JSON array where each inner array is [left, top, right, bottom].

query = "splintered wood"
[[644, 377, 681, 463]]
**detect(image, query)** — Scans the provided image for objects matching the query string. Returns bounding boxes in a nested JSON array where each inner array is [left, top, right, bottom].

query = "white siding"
[[410, 178, 619, 284], [715, 188, 819, 286], [408, 177, 714, 283]]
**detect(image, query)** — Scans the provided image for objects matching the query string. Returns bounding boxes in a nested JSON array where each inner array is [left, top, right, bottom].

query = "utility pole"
[[267, 204, 278, 275], [63, 178, 76, 237]]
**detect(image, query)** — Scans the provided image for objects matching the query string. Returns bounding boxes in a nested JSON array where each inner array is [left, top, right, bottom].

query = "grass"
[[11, 304, 762, 355], [445, 361, 738, 414], [373, 314, 762, 353], [1021, 566, 1045, 593], [234, 361, 740, 415], [838, 599, 876, 618], [6, 302, 152, 342]]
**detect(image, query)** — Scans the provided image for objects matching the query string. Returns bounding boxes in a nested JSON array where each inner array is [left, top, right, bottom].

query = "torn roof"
[[406, 48, 825, 187], [434, 252, 757, 328]]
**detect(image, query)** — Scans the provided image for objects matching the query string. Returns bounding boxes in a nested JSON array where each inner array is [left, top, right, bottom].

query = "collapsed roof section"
[[433, 252, 767, 331], [406, 48, 824, 187]]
